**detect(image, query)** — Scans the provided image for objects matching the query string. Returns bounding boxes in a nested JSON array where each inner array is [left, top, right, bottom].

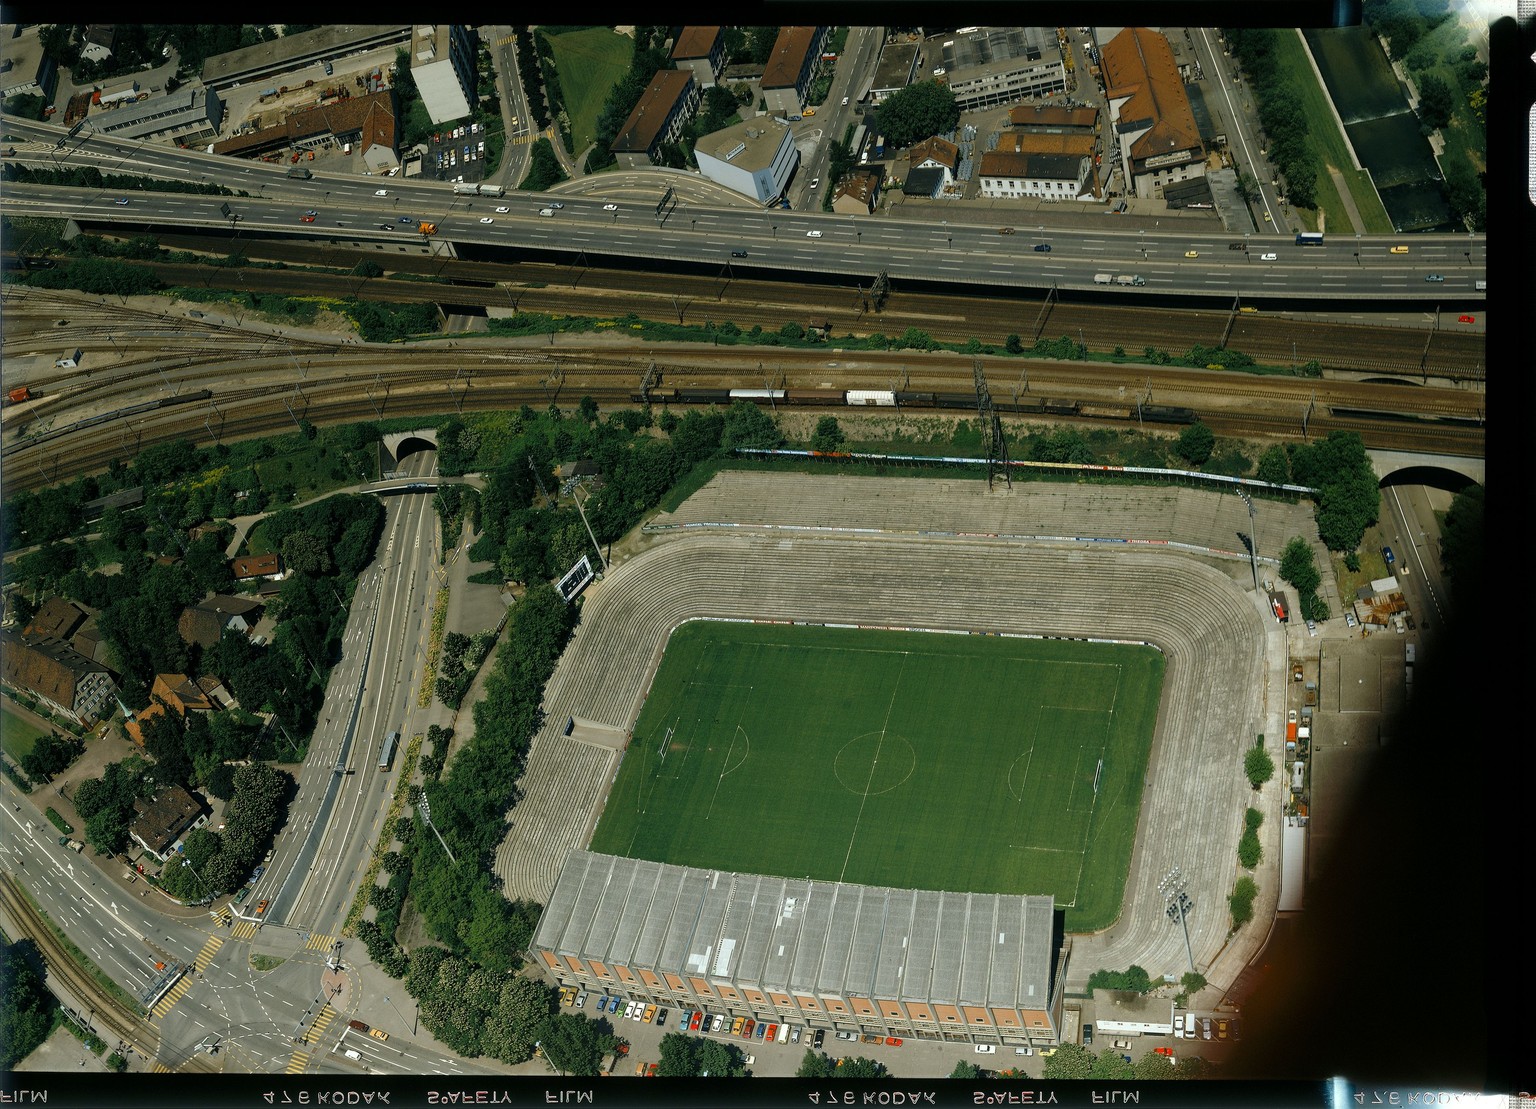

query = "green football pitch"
[[589, 622, 1164, 928]]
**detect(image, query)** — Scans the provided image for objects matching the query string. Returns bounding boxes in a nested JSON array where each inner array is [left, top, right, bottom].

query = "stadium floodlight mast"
[[417, 798, 458, 866], [1236, 487, 1259, 591], [1157, 866, 1197, 971]]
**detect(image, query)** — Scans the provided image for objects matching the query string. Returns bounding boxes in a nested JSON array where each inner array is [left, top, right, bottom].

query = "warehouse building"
[[533, 850, 1066, 1046]]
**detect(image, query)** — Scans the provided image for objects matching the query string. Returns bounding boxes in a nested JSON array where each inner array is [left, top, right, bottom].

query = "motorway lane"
[[252, 452, 441, 938]]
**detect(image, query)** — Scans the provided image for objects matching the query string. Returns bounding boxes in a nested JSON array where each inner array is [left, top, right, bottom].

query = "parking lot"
[[423, 122, 489, 185]]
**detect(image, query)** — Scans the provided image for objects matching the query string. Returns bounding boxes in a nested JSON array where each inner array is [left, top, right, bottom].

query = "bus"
[[1295, 231, 1324, 245], [379, 731, 399, 771]]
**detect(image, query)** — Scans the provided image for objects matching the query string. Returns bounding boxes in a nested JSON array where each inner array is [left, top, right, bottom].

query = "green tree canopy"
[[1041, 1042, 1094, 1078], [1175, 422, 1216, 466], [1244, 743, 1275, 789], [875, 80, 960, 148]]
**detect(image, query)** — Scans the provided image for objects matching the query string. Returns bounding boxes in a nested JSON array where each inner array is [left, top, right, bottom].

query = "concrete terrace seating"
[[495, 528, 1266, 978], [653, 472, 1322, 565]]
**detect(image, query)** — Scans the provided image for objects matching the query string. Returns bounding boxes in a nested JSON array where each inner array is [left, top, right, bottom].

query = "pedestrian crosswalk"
[[231, 920, 257, 940], [311, 1003, 337, 1042], [193, 934, 223, 973], [496, 34, 516, 46], [285, 1050, 311, 1075], [151, 976, 192, 1020], [304, 933, 337, 952], [152, 1061, 172, 1073]]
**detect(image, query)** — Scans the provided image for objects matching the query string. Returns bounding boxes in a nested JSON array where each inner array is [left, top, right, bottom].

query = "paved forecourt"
[[493, 473, 1273, 987]]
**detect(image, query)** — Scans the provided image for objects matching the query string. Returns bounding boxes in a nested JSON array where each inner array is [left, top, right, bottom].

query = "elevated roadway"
[[1, 116, 1487, 304]]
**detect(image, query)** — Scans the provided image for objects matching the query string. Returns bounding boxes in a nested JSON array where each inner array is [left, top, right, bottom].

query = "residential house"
[[907, 137, 961, 191], [124, 673, 233, 746], [178, 595, 263, 649], [128, 784, 210, 862], [0, 628, 118, 726], [670, 27, 724, 89], [759, 27, 828, 117], [610, 69, 699, 168], [830, 166, 884, 216], [230, 553, 284, 583]]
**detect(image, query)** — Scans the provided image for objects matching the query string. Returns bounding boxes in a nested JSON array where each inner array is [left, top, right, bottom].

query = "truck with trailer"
[[1115, 274, 1145, 286], [451, 182, 506, 197]]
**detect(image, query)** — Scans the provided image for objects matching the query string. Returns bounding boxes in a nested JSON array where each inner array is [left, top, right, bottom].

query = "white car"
[[495, 206, 509, 213], [623, 1002, 636, 1020], [806, 230, 823, 238], [602, 203, 618, 211], [548, 202, 564, 209], [1261, 252, 1278, 260], [809, 177, 820, 189], [479, 217, 494, 224], [974, 1044, 997, 1054], [711, 1014, 724, 1032], [841, 96, 849, 106], [375, 189, 387, 196]]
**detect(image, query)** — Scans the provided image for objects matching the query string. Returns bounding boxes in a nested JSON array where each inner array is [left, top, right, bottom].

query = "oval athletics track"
[[492, 529, 1274, 983]]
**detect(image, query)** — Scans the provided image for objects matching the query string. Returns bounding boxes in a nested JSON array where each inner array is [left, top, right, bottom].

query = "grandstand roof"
[[534, 850, 1058, 1010]]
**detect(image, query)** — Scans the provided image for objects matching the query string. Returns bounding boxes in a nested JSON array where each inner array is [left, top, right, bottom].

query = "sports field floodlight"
[[1160, 867, 1197, 971]]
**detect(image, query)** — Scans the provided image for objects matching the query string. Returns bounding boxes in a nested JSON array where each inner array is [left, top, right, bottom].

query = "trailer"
[[1093, 273, 1113, 285], [452, 182, 479, 196]]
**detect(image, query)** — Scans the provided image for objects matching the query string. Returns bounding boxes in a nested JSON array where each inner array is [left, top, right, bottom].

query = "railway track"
[[0, 872, 222, 1072]]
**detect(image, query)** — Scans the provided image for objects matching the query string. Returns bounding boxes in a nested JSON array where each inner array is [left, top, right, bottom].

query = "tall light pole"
[[1237, 487, 1259, 591], [1158, 866, 1196, 971]]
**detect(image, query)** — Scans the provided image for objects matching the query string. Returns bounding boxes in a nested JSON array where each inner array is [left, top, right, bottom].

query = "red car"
[[1154, 1046, 1174, 1057], [885, 1037, 903, 1046], [742, 1019, 755, 1039], [688, 1011, 702, 1031], [1457, 315, 1475, 324], [765, 1023, 778, 1041]]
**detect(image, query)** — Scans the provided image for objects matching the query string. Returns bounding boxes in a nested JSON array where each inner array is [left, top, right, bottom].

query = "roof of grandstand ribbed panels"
[[534, 851, 1056, 1008]]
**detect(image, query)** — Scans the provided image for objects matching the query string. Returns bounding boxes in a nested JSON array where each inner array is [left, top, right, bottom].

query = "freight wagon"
[[634, 388, 1197, 426]]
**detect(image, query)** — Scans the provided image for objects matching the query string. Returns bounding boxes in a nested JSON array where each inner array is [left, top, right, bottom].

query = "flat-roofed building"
[[928, 27, 1066, 110], [1091, 989, 1177, 1036], [1099, 28, 1205, 201], [868, 39, 922, 104], [760, 27, 828, 117], [670, 27, 724, 88], [532, 850, 1064, 1047], [89, 85, 224, 144], [409, 24, 477, 125], [211, 89, 398, 169], [693, 118, 798, 205], [201, 25, 411, 91], [610, 69, 699, 168], [0, 26, 59, 103]]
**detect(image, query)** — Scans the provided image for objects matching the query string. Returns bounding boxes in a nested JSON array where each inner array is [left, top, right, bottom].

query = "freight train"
[[635, 387, 1197, 425]]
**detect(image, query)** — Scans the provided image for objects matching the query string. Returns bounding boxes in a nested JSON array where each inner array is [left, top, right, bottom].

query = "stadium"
[[514, 471, 1309, 1047]]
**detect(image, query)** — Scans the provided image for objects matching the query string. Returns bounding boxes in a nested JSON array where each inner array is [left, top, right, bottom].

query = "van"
[[342, 142, 351, 154], [539, 207, 555, 216], [344, 1048, 361, 1061], [1474, 280, 1485, 291]]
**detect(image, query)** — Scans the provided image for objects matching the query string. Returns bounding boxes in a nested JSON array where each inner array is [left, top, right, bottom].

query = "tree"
[[1174, 422, 1216, 466], [810, 416, 846, 452], [1256, 444, 1291, 486], [949, 1060, 983, 1078], [1244, 743, 1275, 789], [1229, 875, 1259, 928], [280, 530, 333, 576], [539, 1011, 613, 1076], [1, 940, 56, 1069], [1279, 537, 1321, 597], [837, 1056, 888, 1078], [657, 1031, 700, 1076], [720, 400, 784, 451], [1439, 484, 1482, 604], [1134, 1052, 1177, 1079], [1416, 73, 1453, 130], [1041, 1042, 1094, 1078], [1090, 1048, 1135, 1078], [875, 80, 960, 148], [796, 1049, 838, 1078], [696, 1038, 743, 1077]]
